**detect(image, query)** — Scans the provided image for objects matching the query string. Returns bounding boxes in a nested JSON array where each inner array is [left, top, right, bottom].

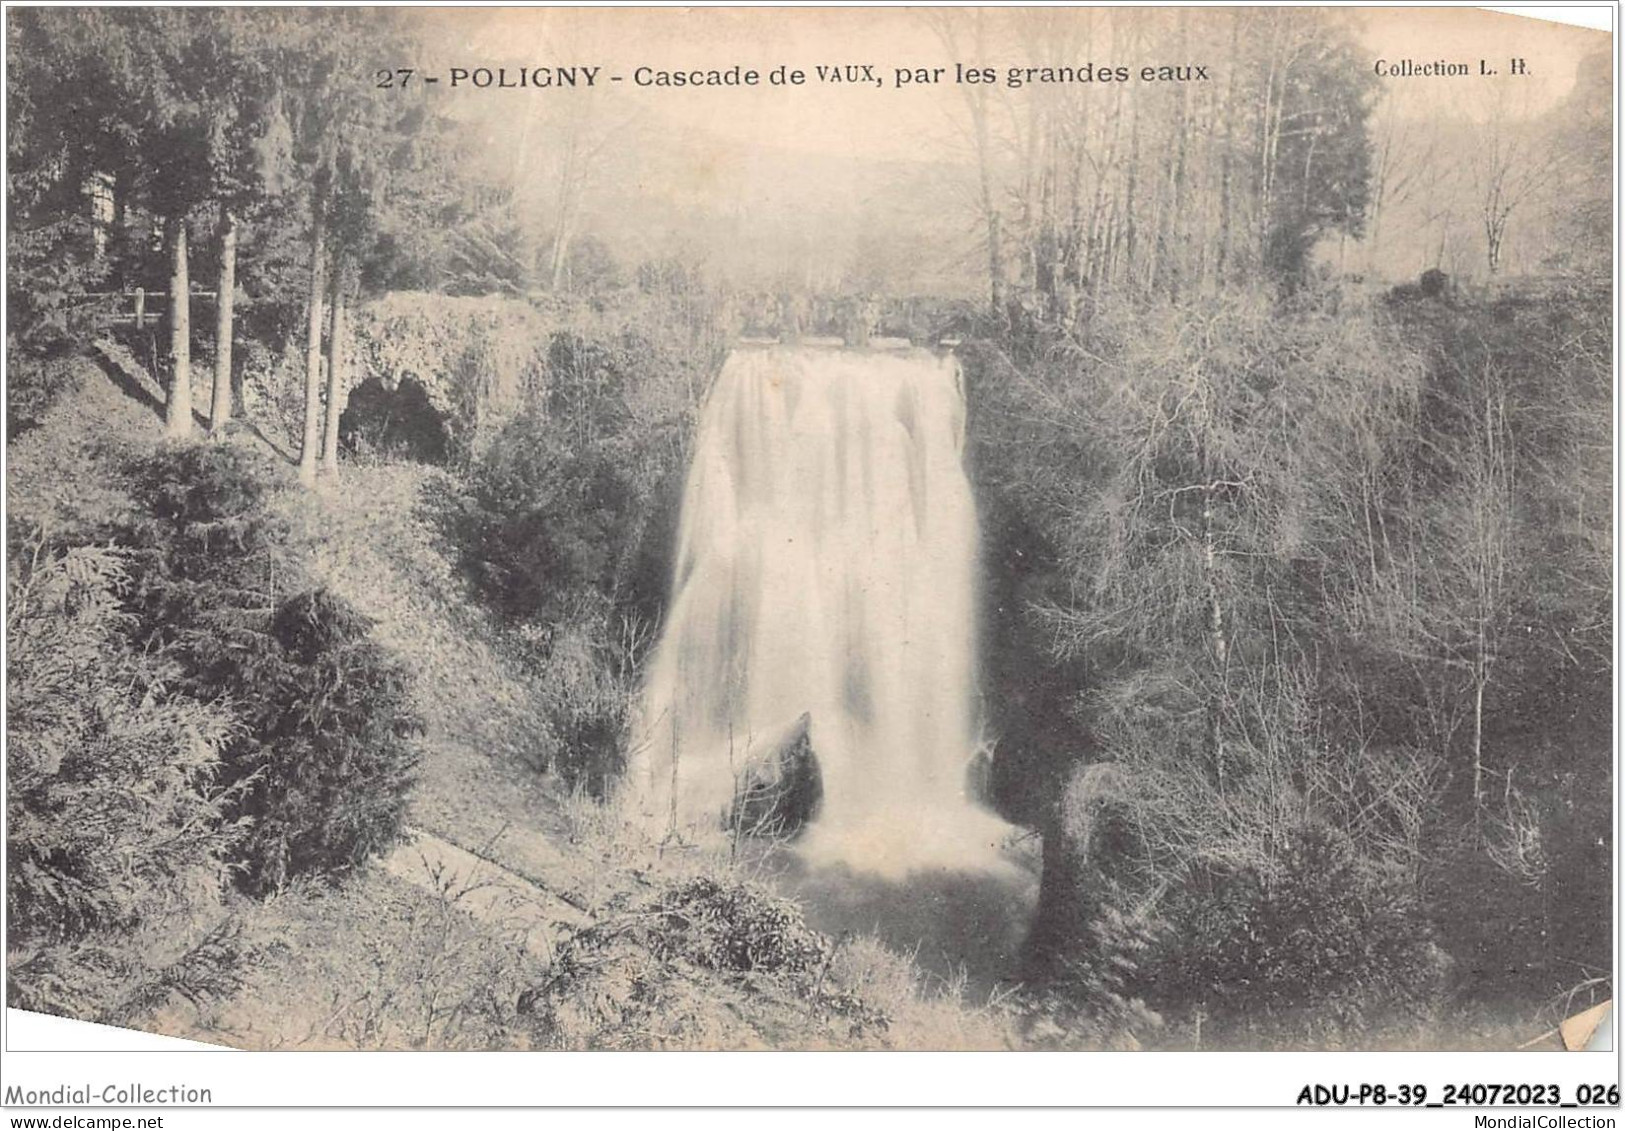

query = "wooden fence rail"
[[67, 287, 217, 328]]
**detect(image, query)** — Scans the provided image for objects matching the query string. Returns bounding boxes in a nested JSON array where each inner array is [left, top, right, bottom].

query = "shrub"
[[7, 349, 85, 440], [417, 300, 719, 799], [239, 868, 542, 1050], [119, 441, 291, 636], [5, 210, 118, 440], [447, 414, 641, 622], [6, 533, 245, 1015], [1018, 884, 1163, 1051], [113, 443, 423, 895], [1142, 821, 1447, 1049], [208, 588, 425, 895], [649, 877, 826, 975], [425, 291, 715, 616], [512, 597, 646, 791], [521, 875, 830, 1050]]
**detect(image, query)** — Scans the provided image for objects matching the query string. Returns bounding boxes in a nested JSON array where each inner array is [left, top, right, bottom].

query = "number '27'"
[[375, 69, 415, 89]]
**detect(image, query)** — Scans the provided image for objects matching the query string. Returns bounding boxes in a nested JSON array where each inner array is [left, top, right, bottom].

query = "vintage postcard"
[[2, 2, 1615, 1116]]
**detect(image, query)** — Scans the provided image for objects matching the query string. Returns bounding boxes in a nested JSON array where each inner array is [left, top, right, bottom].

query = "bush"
[[521, 875, 832, 1050], [447, 414, 641, 622], [211, 589, 425, 895], [1142, 821, 1447, 1049], [119, 441, 291, 633], [114, 442, 423, 894], [7, 349, 85, 440], [240, 871, 542, 1050], [649, 877, 826, 975], [6, 534, 245, 1016], [5, 211, 118, 440], [512, 597, 646, 791], [443, 319, 701, 603], [1018, 870, 1163, 1050], [414, 299, 719, 798]]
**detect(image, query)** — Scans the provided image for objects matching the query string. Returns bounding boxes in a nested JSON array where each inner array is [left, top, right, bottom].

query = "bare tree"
[[1364, 86, 1440, 277], [923, 8, 1006, 312], [500, 20, 622, 293], [1457, 373, 1515, 807], [1412, 360, 1517, 809], [1466, 89, 1553, 276]]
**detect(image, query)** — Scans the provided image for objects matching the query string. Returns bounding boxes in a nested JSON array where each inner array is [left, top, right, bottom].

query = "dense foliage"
[[425, 296, 726, 788], [226, 589, 424, 895], [5, 7, 513, 457], [1144, 822, 1446, 1049], [972, 279, 1611, 1045], [453, 411, 637, 620], [6, 534, 247, 1018], [7, 537, 242, 945], [116, 444, 424, 894], [523, 876, 872, 1050]]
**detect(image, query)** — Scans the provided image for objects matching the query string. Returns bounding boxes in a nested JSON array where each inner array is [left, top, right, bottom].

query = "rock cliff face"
[[342, 291, 725, 466], [347, 293, 548, 456]]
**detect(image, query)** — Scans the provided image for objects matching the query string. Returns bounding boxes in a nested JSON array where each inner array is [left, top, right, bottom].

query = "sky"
[[395, 6, 1610, 290], [411, 6, 1609, 162], [1355, 6, 1608, 120], [418, 7, 966, 163]]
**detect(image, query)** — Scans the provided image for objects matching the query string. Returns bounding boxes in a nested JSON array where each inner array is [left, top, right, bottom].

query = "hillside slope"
[[7, 356, 1019, 1051]]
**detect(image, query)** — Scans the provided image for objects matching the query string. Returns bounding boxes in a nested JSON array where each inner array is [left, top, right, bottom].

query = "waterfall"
[[631, 344, 1015, 876]]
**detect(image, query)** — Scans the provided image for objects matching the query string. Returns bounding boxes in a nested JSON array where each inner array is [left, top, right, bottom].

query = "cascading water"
[[631, 343, 1016, 877]]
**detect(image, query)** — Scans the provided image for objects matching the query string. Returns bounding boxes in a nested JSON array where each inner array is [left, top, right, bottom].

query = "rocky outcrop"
[[346, 293, 551, 455], [728, 712, 823, 837]]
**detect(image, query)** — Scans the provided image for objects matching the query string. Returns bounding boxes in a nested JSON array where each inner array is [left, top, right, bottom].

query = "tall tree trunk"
[[1119, 17, 1144, 292], [1165, 9, 1192, 300], [1257, 15, 1285, 268], [1472, 653, 1487, 808], [1366, 107, 1396, 276], [548, 227, 573, 291], [321, 269, 347, 477], [969, 13, 1003, 313], [210, 211, 237, 432], [986, 210, 1004, 313], [1124, 98, 1141, 291], [112, 169, 131, 284], [298, 207, 326, 487], [1204, 479, 1230, 793], [1217, 20, 1237, 285], [1485, 212, 1504, 276], [164, 217, 192, 439], [969, 90, 1002, 312]]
